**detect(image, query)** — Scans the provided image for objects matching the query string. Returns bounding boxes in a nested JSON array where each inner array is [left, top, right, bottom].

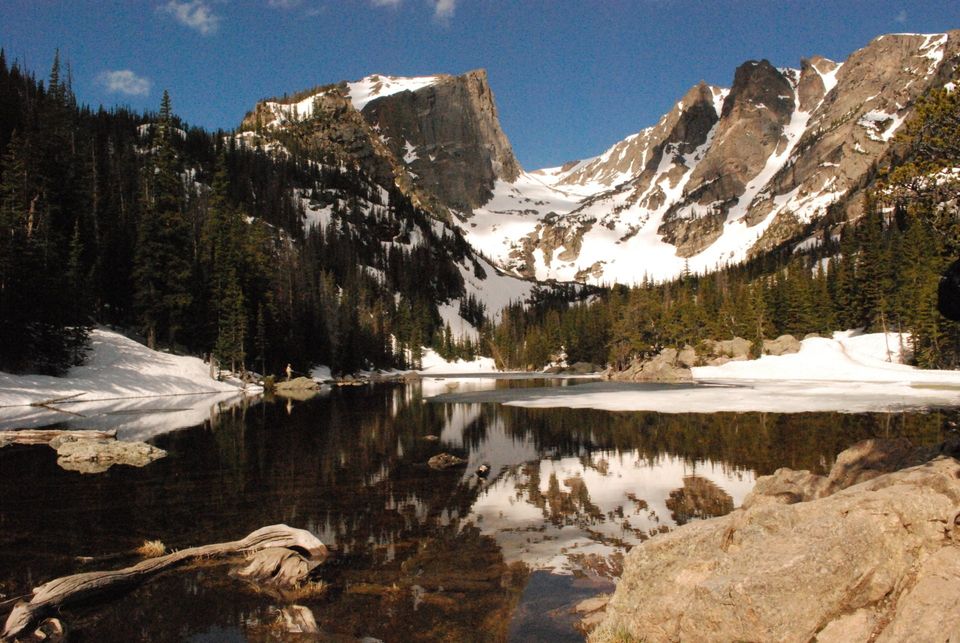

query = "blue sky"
[[1, 1, 958, 169]]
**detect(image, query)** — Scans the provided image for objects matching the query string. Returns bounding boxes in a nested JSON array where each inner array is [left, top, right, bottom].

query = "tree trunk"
[[2, 524, 327, 641]]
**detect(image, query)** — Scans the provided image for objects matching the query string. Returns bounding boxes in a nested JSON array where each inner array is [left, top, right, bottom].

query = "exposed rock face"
[[560, 82, 721, 189], [659, 61, 796, 255], [508, 82, 724, 279], [750, 32, 960, 254], [589, 440, 960, 642], [362, 70, 521, 211], [243, 70, 520, 215], [466, 31, 960, 285]]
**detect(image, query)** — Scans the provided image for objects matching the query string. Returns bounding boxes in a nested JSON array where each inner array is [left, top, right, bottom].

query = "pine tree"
[[133, 90, 193, 349]]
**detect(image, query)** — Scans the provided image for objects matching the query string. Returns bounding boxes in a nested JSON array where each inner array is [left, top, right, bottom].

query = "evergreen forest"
[[0, 52, 484, 376], [2, 51, 959, 378], [489, 84, 960, 370]]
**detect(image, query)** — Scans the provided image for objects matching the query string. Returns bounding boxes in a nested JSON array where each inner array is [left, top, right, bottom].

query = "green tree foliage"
[[0, 53, 490, 376]]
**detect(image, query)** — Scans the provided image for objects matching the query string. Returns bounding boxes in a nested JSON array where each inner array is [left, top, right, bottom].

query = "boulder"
[[742, 438, 935, 509], [427, 453, 467, 470], [275, 376, 320, 392], [713, 337, 752, 359], [53, 436, 166, 474], [763, 334, 801, 356], [590, 442, 960, 643], [676, 345, 698, 368], [635, 351, 691, 382]]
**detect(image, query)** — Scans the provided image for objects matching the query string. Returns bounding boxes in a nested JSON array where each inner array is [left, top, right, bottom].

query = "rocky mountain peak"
[[721, 59, 794, 121], [796, 56, 839, 112], [358, 68, 521, 212]]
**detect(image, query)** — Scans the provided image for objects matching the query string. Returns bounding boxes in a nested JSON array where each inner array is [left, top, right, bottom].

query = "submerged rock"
[[589, 440, 960, 642]]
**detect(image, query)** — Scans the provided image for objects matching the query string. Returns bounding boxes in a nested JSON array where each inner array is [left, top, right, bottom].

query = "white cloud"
[[268, 0, 302, 7], [432, 0, 456, 22], [366, 0, 455, 21], [96, 70, 152, 96], [894, 9, 907, 24], [160, 0, 221, 35]]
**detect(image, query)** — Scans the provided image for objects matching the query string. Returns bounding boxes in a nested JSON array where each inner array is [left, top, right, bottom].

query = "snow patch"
[[417, 348, 498, 374], [347, 74, 442, 111]]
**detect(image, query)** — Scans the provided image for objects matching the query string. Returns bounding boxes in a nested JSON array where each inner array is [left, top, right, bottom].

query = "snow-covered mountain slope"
[[241, 32, 959, 292], [459, 31, 960, 284], [238, 72, 537, 340]]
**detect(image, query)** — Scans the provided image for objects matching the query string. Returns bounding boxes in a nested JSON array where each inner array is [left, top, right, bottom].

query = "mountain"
[[241, 70, 519, 214], [237, 71, 537, 343], [226, 30, 957, 350], [456, 32, 960, 284]]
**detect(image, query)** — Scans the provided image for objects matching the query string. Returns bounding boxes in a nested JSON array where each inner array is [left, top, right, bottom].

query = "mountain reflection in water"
[[0, 377, 953, 641]]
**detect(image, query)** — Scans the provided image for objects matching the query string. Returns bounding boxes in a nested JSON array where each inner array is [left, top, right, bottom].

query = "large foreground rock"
[[590, 442, 960, 642]]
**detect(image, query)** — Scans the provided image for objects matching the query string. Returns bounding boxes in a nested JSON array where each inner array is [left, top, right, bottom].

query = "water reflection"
[[0, 378, 954, 641], [469, 452, 754, 571]]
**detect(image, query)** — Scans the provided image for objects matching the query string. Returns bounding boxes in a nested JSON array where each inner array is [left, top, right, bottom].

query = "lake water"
[[0, 377, 955, 641]]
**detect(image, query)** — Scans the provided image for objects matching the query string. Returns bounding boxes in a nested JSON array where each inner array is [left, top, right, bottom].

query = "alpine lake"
[[1, 375, 957, 642]]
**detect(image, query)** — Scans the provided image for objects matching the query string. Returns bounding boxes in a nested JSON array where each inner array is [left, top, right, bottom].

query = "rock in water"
[[590, 443, 960, 642], [53, 436, 166, 474], [427, 453, 467, 470]]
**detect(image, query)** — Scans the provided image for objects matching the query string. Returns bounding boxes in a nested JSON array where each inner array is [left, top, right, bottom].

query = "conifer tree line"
[[0, 53, 481, 376], [490, 84, 960, 371]]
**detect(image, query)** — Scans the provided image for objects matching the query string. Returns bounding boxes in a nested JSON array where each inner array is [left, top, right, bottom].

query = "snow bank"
[[417, 348, 498, 374], [692, 331, 955, 384], [0, 328, 247, 408], [501, 332, 960, 414]]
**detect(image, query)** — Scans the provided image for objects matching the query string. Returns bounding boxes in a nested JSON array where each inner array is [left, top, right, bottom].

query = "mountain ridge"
[[240, 31, 960, 287]]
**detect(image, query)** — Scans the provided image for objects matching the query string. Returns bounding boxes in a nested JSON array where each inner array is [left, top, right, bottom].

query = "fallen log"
[[0, 429, 117, 446], [2, 524, 327, 641], [28, 393, 86, 407]]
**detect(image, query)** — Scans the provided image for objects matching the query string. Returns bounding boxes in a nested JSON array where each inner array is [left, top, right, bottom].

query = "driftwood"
[[2, 524, 327, 641], [235, 547, 320, 589], [0, 429, 116, 446], [28, 393, 86, 407]]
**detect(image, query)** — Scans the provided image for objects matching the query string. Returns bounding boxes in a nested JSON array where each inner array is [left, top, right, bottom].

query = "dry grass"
[[135, 540, 166, 558]]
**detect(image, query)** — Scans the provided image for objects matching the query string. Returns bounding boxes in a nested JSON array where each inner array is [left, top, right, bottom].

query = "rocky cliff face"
[[361, 69, 521, 211], [240, 32, 960, 286], [242, 69, 520, 215], [466, 31, 960, 284]]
